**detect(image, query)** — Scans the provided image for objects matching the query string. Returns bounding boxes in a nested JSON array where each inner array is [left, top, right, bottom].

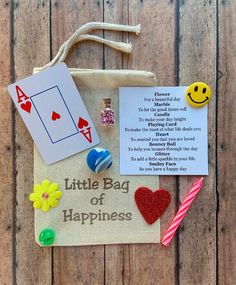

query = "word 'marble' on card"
[[7, 63, 100, 164]]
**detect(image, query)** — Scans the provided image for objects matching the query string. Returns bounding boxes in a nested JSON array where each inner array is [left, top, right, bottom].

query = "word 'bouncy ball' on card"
[[7, 63, 100, 164], [87, 148, 112, 174]]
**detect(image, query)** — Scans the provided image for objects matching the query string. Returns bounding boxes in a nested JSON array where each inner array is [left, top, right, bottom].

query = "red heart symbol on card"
[[135, 187, 171, 225], [51, 111, 61, 121], [78, 117, 89, 129], [20, 101, 32, 113]]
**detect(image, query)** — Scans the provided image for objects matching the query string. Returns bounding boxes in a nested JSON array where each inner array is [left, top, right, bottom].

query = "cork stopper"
[[102, 98, 111, 108]]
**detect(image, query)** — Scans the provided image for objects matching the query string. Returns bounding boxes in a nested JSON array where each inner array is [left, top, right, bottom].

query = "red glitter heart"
[[135, 187, 171, 225]]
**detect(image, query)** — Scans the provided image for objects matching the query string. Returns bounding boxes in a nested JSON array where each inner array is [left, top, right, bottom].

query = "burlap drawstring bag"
[[33, 22, 160, 246]]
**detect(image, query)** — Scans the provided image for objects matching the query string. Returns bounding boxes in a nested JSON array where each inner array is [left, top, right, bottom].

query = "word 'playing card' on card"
[[7, 63, 100, 164]]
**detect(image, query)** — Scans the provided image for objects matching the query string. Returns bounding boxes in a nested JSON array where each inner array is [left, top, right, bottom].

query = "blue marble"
[[87, 148, 112, 173]]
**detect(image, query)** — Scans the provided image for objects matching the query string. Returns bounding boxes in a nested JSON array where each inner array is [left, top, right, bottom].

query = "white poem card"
[[119, 87, 208, 175], [8, 63, 100, 164]]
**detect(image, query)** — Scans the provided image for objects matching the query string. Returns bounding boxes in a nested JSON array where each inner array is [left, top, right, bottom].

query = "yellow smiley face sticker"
[[186, 82, 211, 108]]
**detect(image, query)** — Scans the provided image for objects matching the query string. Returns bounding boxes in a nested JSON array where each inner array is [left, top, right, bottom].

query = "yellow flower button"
[[29, 179, 62, 212]]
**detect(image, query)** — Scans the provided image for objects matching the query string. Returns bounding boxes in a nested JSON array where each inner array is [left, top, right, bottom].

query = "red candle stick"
[[162, 177, 204, 247]]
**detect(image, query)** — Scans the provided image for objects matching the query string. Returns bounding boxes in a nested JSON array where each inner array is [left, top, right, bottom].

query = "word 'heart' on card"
[[51, 111, 61, 121], [135, 187, 171, 225], [78, 117, 89, 129], [21, 101, 32, 113]]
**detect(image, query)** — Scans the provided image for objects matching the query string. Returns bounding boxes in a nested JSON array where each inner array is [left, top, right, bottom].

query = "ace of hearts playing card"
[[7, 63, 100, 164]]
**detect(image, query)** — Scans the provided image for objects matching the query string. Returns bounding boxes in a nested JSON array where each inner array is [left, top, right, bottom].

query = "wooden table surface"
[[0, 0, 235, 284]]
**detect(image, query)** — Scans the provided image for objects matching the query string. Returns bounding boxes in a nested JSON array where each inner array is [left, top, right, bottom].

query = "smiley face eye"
[[194, 86, 198, 92], [202, 87, 206, 94]]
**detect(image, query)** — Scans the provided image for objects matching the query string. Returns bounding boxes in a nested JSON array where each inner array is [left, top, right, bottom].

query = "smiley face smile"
[[187, 93, 209, 104]]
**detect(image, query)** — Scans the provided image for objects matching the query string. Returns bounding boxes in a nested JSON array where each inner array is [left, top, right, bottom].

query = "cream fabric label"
[[34, 69, 159, 246]]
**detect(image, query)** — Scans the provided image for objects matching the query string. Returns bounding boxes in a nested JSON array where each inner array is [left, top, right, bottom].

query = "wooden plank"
[[50, 1, 105, 284], [13, 1, 51, 284], [0, 1, 14, 284], [51, 0, 104, 69], [104, 0, 127, 69], [125, 1, 178, 284], [218, 1, 236, 284], [103, 1, 128, 283], [178, 1, 217, 284]]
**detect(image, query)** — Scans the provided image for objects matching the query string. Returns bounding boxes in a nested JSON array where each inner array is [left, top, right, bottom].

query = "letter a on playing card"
[[16, 85, 29, 103], [7, 63, 100, 164]]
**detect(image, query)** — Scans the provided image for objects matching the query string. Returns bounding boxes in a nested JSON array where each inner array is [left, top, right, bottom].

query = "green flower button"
[[39, 228, 55, 246]]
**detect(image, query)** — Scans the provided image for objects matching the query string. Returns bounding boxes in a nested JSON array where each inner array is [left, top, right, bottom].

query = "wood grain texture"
[[104, 0, 128, 69], [125, 1, 178, 284], [13, 1, 51, 284], [218, 0, 236, 284], [0, 1, 14, 284], [2, 0, 236, 284], [103, 1, 127, 284], [51, 1, 105, 284], [51, 0, 104, 69], [178, 1, 217, 284]]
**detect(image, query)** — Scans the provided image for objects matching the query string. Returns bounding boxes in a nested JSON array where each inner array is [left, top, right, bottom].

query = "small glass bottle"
[[101, 98, 115, 126]]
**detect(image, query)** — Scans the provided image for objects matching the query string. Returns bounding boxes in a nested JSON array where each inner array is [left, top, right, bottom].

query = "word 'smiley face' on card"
[[7, 63, 100, 164]]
